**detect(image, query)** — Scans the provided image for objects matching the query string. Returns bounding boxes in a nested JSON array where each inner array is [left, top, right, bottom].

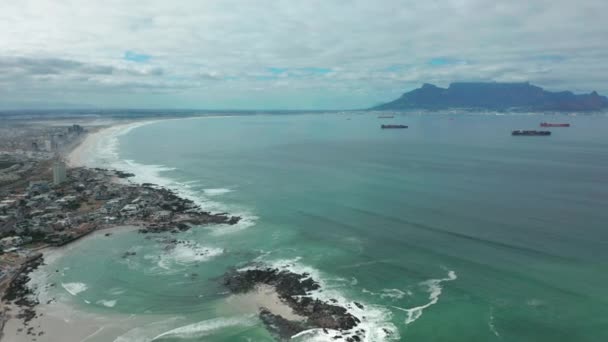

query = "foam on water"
[[157, 241, 224, 271], [392, 270, 457, 325], [79, 121, 156, 168], [488, 307, 501, 337], [150, 315, 257, 341], [61, 282, 88, 296], [246, 258, 400, 342], [203, 188, 234, 196], [81, 120, 257, 233], [108, 287, 126, 296], [363, 288, 411, 300], [205, 213, 259, 236], [113, 317, 184, 342], [97, 299, 117, 307]]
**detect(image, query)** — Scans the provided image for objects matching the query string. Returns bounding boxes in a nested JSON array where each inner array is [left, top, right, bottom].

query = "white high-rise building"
[[53, 161, 67, 185], [44, 139, 53, 151]]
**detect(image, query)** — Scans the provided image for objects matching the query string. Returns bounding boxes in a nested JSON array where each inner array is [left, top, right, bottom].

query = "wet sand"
[[1, 227, 149, 342], [66, 122, 138, 167], [225, 284, 306, 321]]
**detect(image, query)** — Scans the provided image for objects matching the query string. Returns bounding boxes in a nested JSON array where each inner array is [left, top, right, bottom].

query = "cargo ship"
[[382, 124, 408, 129], [512, 130, 551, 136], [540, 122, 570, 127], [378, 115, 395, 118]]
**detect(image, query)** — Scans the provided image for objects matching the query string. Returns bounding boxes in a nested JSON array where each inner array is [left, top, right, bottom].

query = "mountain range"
[[371, 82, 608, 111]]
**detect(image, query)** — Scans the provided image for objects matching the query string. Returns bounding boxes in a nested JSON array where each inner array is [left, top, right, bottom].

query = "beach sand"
[[66, 126, 109, 167], [0, 227, 156, 342], [3, 301, 143, 342], [67, 117, 194, 167], [66, 116, 237, 168], [225, 284, 305, 321], [3, 116, 259, 342], [66, 122, 139, 167]]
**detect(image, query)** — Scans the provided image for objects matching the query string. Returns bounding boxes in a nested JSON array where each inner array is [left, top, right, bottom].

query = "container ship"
[[540, 122, 570, 127], [382, 124, 408, 129], [512, 130, 551, 136]]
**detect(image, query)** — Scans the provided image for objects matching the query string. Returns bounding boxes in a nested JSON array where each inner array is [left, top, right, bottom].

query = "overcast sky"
[[1, 0, 607, 110]]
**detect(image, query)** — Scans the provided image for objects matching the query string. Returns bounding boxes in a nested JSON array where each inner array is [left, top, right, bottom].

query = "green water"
[[47, 113, 608, 341]]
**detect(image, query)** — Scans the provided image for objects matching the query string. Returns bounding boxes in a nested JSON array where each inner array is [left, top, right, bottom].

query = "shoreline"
[[66, 119, 156, 168], [0, 226, 167, 342], [0, 117, 244, 341], [1, 114, 404, 341]]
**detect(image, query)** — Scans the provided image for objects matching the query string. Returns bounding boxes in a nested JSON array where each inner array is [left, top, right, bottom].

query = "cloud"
[[428, 58, 468, 67], [0, 0, 607, 109], [124, 51, 151, 63]]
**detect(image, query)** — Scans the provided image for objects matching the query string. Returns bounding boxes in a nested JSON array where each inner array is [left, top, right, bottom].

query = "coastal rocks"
[[259, 308, 308, 339], [139, 212, 241, 234], [136, 185, 241, 234], [2, 255, 43, 306], [121, 251, 137, 258], [2, 254, 44, 337], [114, 171, 135, 178], [222, 267, 361, 340], [223, 268, 320, 295]]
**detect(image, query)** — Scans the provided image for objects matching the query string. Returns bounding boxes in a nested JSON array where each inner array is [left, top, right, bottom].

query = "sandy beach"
[[1, 120, 297, 341], [66, 117, 201, 167], [225, 284, 306, 322], [67, 121, 152, 167], [2, 232, 302, 342], [1, 227, 309, 342], [1, 117, 173, 341], [0, 227, 159, 342]]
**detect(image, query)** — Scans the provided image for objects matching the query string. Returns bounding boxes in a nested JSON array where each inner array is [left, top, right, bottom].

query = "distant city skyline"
[[1, 0, 607, 110]]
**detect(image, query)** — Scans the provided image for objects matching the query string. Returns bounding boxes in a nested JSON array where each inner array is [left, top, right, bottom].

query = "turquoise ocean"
[[43, 112, 608, 341]]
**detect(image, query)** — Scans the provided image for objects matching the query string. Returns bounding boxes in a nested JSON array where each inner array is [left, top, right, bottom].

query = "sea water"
[[44, 112, 608, 341]]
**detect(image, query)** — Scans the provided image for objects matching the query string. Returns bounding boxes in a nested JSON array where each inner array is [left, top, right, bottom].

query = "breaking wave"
[[157, 241, 224, 271], [113, 317, 184, 342], [488, 307, 501, 337], [150, 315, 257, 341], [244, 257, 400, 342], [203, 188, 233, 196], [80, 120, 257, 233], [61, 282, 88, 296], [362, 288, 411, 300], [97, 299, 117, 307], [392, 270, 457, 325]]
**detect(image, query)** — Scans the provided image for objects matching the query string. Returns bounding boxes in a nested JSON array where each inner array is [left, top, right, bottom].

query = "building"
[[29, 181, 50, 193], [44, 139, 53, 151], [68, 124, 84, 134], [53, 160, 67, 185]]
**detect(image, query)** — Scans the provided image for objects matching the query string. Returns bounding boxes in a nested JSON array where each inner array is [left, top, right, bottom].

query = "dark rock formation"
[[2, 255, 44, 337], [223, 267, 361, 341], [114, 171, 135, 178], [372, 82, 608, 111], [259, 308, 308, 339]]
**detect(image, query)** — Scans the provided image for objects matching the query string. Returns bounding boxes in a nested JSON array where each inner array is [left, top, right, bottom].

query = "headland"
[[0, 116, 242, 340]]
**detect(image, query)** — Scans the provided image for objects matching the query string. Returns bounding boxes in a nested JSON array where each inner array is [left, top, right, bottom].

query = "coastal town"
[[0, 120, 241, 338], [0, 118, 388, 342]]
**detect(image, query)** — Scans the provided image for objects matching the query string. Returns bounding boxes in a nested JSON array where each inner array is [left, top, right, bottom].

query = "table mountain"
[[372, 82, 608, 111]]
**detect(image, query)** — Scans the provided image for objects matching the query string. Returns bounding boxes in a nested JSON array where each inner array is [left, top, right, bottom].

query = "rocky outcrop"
[[223, 267, 363, 341], [2, 254, 44, 337]]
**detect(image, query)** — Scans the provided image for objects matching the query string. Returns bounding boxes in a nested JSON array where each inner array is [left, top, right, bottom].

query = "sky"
[[0, 0, 607, 110]]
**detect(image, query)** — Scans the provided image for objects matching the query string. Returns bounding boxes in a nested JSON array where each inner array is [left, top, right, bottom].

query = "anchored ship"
[[381, 124, 408, 129], [512, 130, 551, 136], [540, 122, 570, 127]]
